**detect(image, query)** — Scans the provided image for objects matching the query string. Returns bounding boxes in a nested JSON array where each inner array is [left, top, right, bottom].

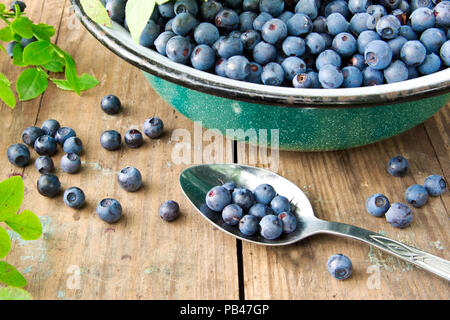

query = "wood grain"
[[239, 107, 450, 299]]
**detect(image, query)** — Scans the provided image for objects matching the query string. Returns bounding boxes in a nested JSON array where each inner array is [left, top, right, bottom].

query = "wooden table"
[[1, 1, 449, 300]]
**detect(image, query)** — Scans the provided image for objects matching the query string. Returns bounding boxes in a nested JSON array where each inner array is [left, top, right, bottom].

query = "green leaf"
[[10, 17, 33, 39], [0, 4, 6, 14], [22, 40, 55, 65], [0, 176, 24, 221], [80, 0, 112, 27], [0, 26, 14, 42], [0, 286, 32, 300], [42, 60, 64, 73], [0, 261, 27, 287], [51, 73, 99, 91], [32, 23, 55, 42], [16, 68, 49, 101], [5, 210, 42, 241], [12, 42, 27, 67], [125, 0, 156, 43], [0, 73, 16, 108], [0, 227, 11, 259], [61, 51, 81, 95]]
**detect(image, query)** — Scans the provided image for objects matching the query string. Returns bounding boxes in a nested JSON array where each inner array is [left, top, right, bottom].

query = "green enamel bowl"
[[72, 1, 450, 151]]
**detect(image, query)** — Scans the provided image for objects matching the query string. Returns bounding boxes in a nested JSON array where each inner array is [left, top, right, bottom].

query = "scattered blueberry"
[[37, 173, 61, 198], [55, 127, 76, 145], [424, 175, 447, 196], [21, 126, 45, 147], [63, 136, 83, 155], [100, 95, 122, 115], [385, 202, 413, 228], [327, 254, 353, 280], [124, 129, 144, 148], [34, 135, 57, 156], [159, 200, 180, 221], [63, 187, 86, 209], [387, 155, 409, 177], [143, 117, 164, 139], [366, 193, 390, 217], [7, 143, 30, 167], [35, 156, 54, 174], [405, 184, 428, 207], [60, 153, 81, 174], [117, 166, 142, 192], [97, 198, 122, 224], [41, 119, 60, 137], [100, 130, 121, 150]]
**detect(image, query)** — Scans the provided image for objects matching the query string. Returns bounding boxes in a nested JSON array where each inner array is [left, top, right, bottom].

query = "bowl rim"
[[71, 0, 450, 109]]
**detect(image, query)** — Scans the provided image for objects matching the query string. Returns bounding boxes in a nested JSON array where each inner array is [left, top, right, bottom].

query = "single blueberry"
[[41, 119, 60, 137], [22, 126, 45, 147], [366, 193, 390, 217], [253, 184, 277, 205], [143, 117, 164, 139], [63, 137, 83, 155], [387, 155, 409, 177], [405, 184, 428, 208], [117, 166, 142, 192], [206, 186, 232, 211], [194, 22, 220, 46], [384, 60, 409, 83], [385, 202, 413, 228], [55, 127, 76, 145], [100, 95, 121, 115], [259, 215, 283, 240], [239, 214, 259, 236], [7, 143, 30, 167], [270, 195, 291, 214], [248, 203, 274, 220], [124, 129, 144, 148], [37, 173, 61, 198], [424, 175, 447, 196], [364, 40, 393, 70], [318, 64, 344, 88], [97, 198, 122, 224], [342, 66, 363, 88], [232, 188, 255, 210], [100, 130, 122, 151], [278, 211, 297, 233], [60, 153, 81, 174], [261, 62, 284, 86], [35, 156, 54, 174], [159, 200, 180, 222], [327, 254, 353, 280], [222, 203, 243, 226], [63, 187, 86, 209], [34, 135, 58, 156]]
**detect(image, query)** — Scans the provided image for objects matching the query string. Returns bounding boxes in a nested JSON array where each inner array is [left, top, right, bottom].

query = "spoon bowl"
[[180, 164, 450, 281]]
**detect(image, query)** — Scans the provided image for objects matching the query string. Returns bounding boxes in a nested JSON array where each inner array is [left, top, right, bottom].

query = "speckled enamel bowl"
[[71, 0, 450, 151]]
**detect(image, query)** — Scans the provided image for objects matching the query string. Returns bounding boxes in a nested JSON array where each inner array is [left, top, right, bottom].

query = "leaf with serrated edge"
[[22, 40, 55, 65], [0, 73, 16, 108], [51, 73, 99, 91], [11, 17, 33, 39], [80, 0, 112, 27], [0, 286, 32, 300], [0, 261, 27, 287], [126, 0, 156, 44], [0, 176, 24, 221], [0, 227, 11, 259], [5, 210, 42, 241], [16, 68, 49, 101]]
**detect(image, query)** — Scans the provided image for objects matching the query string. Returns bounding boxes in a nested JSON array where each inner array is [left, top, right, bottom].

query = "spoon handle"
[[317, 220, 450, 281]]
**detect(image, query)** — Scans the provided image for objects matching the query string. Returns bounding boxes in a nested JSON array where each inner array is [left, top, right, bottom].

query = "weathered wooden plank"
[[2, 1, 239, 299], [239, 105, 450, 299]]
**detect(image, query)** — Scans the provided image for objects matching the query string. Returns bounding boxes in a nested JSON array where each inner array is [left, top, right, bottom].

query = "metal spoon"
[[180, 163, 450, 281]]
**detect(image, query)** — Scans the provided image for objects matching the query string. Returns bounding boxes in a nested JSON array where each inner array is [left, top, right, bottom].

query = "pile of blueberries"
[[6, 94, 180, 224], [104, 0, 450, 88], [205, 182, 297, 239], [365, 155, 447, 228]]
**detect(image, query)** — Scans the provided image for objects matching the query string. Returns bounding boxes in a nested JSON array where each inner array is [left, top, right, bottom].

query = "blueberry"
[[380, 0, 402, 10], [253, 41, 277, 65], [37, 173, 61, 198], [217, 35, 244, 58], [357, 30, 381, 54], [246, 62, 263, 83], [243, 0, 259, 12], [407, 66, 419, 79], [399, 25, 418, 40], [248, 203, 274, 220], [287, 13, 313, 36], [278, 11, 295, 24], [6, 41, 17, 58], [342, 66, 363, 87], [418, 53, 441, 75], [295, 0, 319, 19], [318, 64, 344, 88], [105, 0, 126, 24], [215, 58, 228, 76], [143, 117, 164, 139], [194, 22, 219, 46], [239, 214, 259, 236], [55, 127, 76, 145], [215, 9, 240, 30], [154, 31, 175, 54], [366, 193, 390, 217], [419, 28, 446, 54], [282, 36, 306, 57], [385, 202, 413, 228], [400, 40, 427, 67], [60, 153, 81, 174], [270, 195, 291, 214], [261, 62, 284, 86], [222, 203, 243, 226], [347, 53, 365, 70], [316, 49, 341, 70], [364, 40, 393, 70], [281, 56, 307, 81], [261, 18, 287, 44], [410, 0, 434, 11], [259, 215, 283, 240], [388, 36, 407, 57], [441, 40, 450, 67], [348, 0, 370, 14], [332, 32, 357, 57], [362, 66, 384, 86], [424, 175, 447, 196], [97, 198, 122, 224], [100, 94, 121, 115], [232, 188, 255, 210], [405, 184, 428, 208], [35, 156, 54, 174], [200, 0, 223, 22], [139, 19, 160, 47], [259, 0, 285, 17], [165, 18, 174, 32], [63, 187, 85, 209], [222, 182, 236, 192], [158, 2, 175, 19], [253, 184, 277, 205], [159, 200, 180, 222], [326, 13, 349, 36], [225, 55, 251, 80], [21, 126, 45, 147], [325, 1, 350, 19], [387, 155, 409, 177], [10, 1, 26, 12], [191, 45, 216, 71], [7, 143, 30, 167], [240, 11, 257, 31], [384, 60, 409, 83], [293, 73, 312, 88], [375, 15, 401, 40], [117, 166, 142, 192], [241, 30, 262, 51], [434, 1, 450, 28], [327, 254, 352, 280], [410, 7, 435, 33], [34, 135, 57, 156], [165, 35, 191, 64], [100, 130, 121, 150], [174, 0, 198, 15], [63, 136, 83, 155], [172, 12, 196, 36], [20, 36, 36, 47], [206, 186, 232, 211], [367, 5, 387, 22], [253, 12, 273, 31], [278, 211, 297, 233], [41, 119, 60, 137], [349, 13, 373, 35], [124, 129, 144, 148], [306, 32, 326, 54]]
